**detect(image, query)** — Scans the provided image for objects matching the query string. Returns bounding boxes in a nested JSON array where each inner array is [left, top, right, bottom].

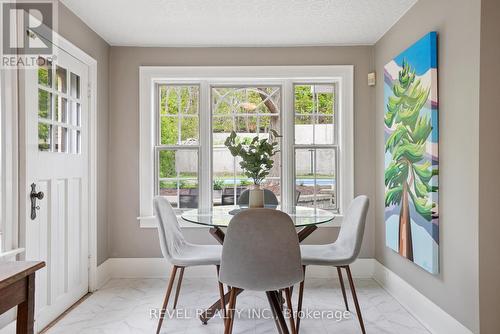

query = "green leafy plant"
[[179, 179, 197, 189], [384, 60, 438, 261], [224, 130, 281, 186], [239, 179, 252, 187], [213, 179, 225, 190]]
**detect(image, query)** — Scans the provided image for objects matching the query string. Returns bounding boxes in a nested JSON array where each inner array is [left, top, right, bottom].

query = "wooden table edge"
[[0, 261, 46, 290]]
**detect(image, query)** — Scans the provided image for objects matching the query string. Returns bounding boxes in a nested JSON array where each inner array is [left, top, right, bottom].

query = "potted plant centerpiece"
[[224, 130, 281, 208]]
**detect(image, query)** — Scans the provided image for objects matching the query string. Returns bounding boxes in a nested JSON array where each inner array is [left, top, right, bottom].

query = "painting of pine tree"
[[384, 32, 439, 274]]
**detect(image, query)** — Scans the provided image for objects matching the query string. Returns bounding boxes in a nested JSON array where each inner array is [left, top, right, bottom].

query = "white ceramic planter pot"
[[249, 186, 264, 208]]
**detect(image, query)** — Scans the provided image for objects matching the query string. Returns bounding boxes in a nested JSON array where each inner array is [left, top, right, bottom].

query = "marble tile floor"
[[46, 276, 430, 334]]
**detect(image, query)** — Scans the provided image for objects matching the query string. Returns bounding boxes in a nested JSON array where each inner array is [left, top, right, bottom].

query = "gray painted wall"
[[479, 0, 500, 332], [107, 46, 376, 258], [374, 0, 481, 332], [58, 3, 110, 265]]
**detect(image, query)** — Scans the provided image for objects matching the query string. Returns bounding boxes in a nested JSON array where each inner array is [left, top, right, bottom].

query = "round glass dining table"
[[180, 205, 335, 228], [181, 205, 335, 325]]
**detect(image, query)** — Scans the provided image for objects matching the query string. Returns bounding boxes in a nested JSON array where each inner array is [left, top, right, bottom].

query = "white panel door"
[[20, 45, 89, 331]]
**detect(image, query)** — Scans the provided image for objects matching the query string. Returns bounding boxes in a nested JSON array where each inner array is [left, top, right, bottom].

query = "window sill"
[[137, 215, 343, 229]]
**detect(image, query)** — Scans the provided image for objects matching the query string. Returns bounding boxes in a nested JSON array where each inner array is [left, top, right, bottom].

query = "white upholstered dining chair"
[[297, 195, 369, 334], [219, 209, 304, 334], [153, 196, 224, 334]]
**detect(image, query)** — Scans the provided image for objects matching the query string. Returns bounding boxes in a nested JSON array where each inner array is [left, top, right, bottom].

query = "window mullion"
[[282, 80, 294, 209], [199, 81, 211, 210]]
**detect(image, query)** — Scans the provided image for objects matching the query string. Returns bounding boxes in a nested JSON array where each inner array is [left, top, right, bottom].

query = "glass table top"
[[180, 205, 335, 228]]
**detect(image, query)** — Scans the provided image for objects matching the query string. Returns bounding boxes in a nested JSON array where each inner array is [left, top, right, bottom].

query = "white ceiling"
[[61, 0, 417, 47]]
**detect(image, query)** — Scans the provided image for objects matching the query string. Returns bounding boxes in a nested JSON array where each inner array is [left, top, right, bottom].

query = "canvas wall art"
[[384, 32, 439, 274]]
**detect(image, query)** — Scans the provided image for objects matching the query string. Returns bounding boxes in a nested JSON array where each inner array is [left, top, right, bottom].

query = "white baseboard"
[[96, 257, 374, 281], [306, 258, 374, 278], [94, 257, 472, 334], [372, 261, 473, 334], [96, 259, 112, 289]]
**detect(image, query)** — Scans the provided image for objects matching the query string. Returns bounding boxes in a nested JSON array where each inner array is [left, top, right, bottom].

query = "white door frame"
[[49, 32, 98, 292], [10, 29, 99, 292]]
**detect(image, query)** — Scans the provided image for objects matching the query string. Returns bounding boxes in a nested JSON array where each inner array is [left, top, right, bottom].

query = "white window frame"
[[138, 66, 354, 228]]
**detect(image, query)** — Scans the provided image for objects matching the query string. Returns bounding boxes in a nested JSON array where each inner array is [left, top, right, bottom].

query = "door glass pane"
[[70, 72, 80, 98], [55, 66, 67, 93], [38, 123, 51, 151], [70, 130, 81, 154], [75, 130, 81, 154], [70, 102, 81, 126], [38, 57, 52, 87], [38, 89, 51, 120], [54, 126, 68, 153], [55, 96, 67, 123]]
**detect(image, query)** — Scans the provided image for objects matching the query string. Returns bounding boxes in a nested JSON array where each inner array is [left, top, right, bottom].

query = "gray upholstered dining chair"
[[297, 195, 369, 334], [153, 196, 224, 334], [237, 189, 279, 206], [219, 209, 303, 334]]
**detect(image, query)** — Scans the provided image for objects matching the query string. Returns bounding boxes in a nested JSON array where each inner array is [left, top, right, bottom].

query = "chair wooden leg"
[[337, 266, 350, 311], [266, 291, 284, 334], [285, 288, 297, 334], [172, 267, 185, 309], [268, 291, 290, 334], [216, 265, 226, 318], [296, 266, 306, 334], [345, 266, 366, 334], [156, 266, 179, 334], [224, 288, 238, 334]]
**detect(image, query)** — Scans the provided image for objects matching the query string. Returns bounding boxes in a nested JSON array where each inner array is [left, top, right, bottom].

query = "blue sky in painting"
[[394, 32, 437, 75]]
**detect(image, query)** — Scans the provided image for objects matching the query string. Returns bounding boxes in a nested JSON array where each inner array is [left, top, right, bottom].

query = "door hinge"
[[87, 83, 91, 99]]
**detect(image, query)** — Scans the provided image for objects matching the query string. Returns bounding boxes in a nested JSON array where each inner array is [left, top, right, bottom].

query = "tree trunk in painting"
[[399, 182, 413, 261]]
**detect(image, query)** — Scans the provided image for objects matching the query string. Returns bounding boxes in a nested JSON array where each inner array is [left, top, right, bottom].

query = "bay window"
[[139, 66, 353, 226]]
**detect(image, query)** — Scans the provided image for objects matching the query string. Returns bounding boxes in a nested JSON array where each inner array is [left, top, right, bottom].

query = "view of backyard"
[[157, 84, 337, 210]]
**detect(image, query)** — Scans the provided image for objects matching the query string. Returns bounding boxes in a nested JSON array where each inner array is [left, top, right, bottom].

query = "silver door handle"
[[30, 183, 44, 220]]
